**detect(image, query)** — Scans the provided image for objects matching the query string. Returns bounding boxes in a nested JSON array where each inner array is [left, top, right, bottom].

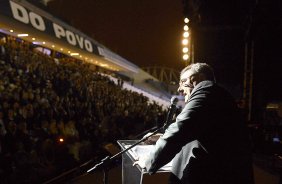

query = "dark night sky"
[[48, 0, 184, 70], [46, 0, 282, 104]]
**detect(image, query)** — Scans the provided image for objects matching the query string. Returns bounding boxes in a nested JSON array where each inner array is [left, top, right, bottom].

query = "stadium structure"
[[0, 0, 174, 108]]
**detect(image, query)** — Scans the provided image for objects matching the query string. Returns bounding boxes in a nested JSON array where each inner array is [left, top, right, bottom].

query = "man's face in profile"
[[178, 70, 194, 103]]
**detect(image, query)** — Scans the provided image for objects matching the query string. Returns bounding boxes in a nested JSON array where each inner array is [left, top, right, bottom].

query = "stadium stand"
[[0, 34, 167, 183]]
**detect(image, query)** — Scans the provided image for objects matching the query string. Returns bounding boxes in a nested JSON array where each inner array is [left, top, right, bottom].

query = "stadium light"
[[182, 39, 188, 45], [182, 47, 188, 53], [32, 42, 41, 45], [18, 34, 28, 37], [183, 31, 189, 38], [70, 53, 79, 56], [183, 54, 189, 60], [181, 15, 191, 63]]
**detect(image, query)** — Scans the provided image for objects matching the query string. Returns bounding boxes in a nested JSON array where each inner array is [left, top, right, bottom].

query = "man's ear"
[[192, 73, 205, 86], [190, 75, 197, 87], [198, 73, 206, 81]]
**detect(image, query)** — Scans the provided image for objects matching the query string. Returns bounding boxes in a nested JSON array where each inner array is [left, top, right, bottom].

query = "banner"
[[0, 0, 99, 55]]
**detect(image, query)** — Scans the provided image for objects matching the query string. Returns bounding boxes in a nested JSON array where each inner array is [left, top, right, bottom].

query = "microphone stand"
[[86, 123, 167, 184], [87, 99, 177, 184]]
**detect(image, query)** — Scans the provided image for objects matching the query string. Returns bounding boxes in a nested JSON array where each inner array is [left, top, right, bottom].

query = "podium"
[[117, 140, 171, 184]]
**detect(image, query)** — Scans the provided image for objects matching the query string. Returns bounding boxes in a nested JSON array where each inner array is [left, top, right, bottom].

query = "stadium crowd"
[[0, 34, 166, 183]]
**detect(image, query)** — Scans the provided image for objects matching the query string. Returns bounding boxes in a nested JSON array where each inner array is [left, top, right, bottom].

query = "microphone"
[[164, 96, 178, 129]]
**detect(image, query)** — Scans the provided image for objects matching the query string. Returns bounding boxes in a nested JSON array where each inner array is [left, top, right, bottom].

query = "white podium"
[[117, 140, 171, 184]]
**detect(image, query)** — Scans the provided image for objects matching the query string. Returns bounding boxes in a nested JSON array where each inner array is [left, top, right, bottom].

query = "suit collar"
[[191, 80, 215, 94]]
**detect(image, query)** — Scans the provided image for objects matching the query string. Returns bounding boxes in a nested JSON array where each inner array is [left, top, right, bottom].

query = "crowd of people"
[[0, 34, 166, 183]]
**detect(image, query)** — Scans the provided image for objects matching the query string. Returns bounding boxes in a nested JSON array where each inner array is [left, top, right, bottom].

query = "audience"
[[0, 34, 166, 183]]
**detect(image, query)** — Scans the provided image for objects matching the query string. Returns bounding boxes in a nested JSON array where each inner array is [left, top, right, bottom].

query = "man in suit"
[[135, 63, 254, 184]]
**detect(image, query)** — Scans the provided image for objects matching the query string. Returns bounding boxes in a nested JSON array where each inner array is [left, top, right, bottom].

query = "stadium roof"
[[0, 0, 140, 74]]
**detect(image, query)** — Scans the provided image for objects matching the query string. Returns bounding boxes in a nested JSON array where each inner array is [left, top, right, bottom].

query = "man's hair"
[[180, 63, 216, 82]]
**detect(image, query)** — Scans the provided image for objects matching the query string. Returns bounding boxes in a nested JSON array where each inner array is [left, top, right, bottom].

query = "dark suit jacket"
[[145, 81, 254, 184]]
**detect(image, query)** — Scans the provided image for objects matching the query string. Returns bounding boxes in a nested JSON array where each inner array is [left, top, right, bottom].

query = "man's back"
[[174, 81, 254, 183], [146, 81, 254, 184]]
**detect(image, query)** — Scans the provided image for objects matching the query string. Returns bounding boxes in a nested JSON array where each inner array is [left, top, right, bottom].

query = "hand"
[[133, 156, 147, 170], [143, 132, 163, 145]]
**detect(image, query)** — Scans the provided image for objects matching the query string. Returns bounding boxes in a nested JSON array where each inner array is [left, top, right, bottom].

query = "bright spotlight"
[[70, 53, 79, 56], [182, 39, 188, 45], [183, 54, 189, 60], [183, 31, 189, 38], [18, 34, 28, 37], [182, 47, 188, 53], [59, 138, 64, 143], [184, 18, 189, 23], [184, 25, 189, 31]]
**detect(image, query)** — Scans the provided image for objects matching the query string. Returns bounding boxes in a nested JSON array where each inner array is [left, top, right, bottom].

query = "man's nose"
[[178, 86, 183, 93]]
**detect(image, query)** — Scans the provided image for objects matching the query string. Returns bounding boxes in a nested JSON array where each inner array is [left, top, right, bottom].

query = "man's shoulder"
[[191, 81, 233, 101], [191, 80, 216, 94], [195, 80, 215, 89]]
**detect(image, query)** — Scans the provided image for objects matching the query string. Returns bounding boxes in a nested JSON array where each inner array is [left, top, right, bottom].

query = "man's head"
[[178, 63, 215, 102]]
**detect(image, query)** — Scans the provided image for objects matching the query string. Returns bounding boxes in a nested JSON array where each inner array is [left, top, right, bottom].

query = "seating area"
[[0, 34, 167, 183]]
